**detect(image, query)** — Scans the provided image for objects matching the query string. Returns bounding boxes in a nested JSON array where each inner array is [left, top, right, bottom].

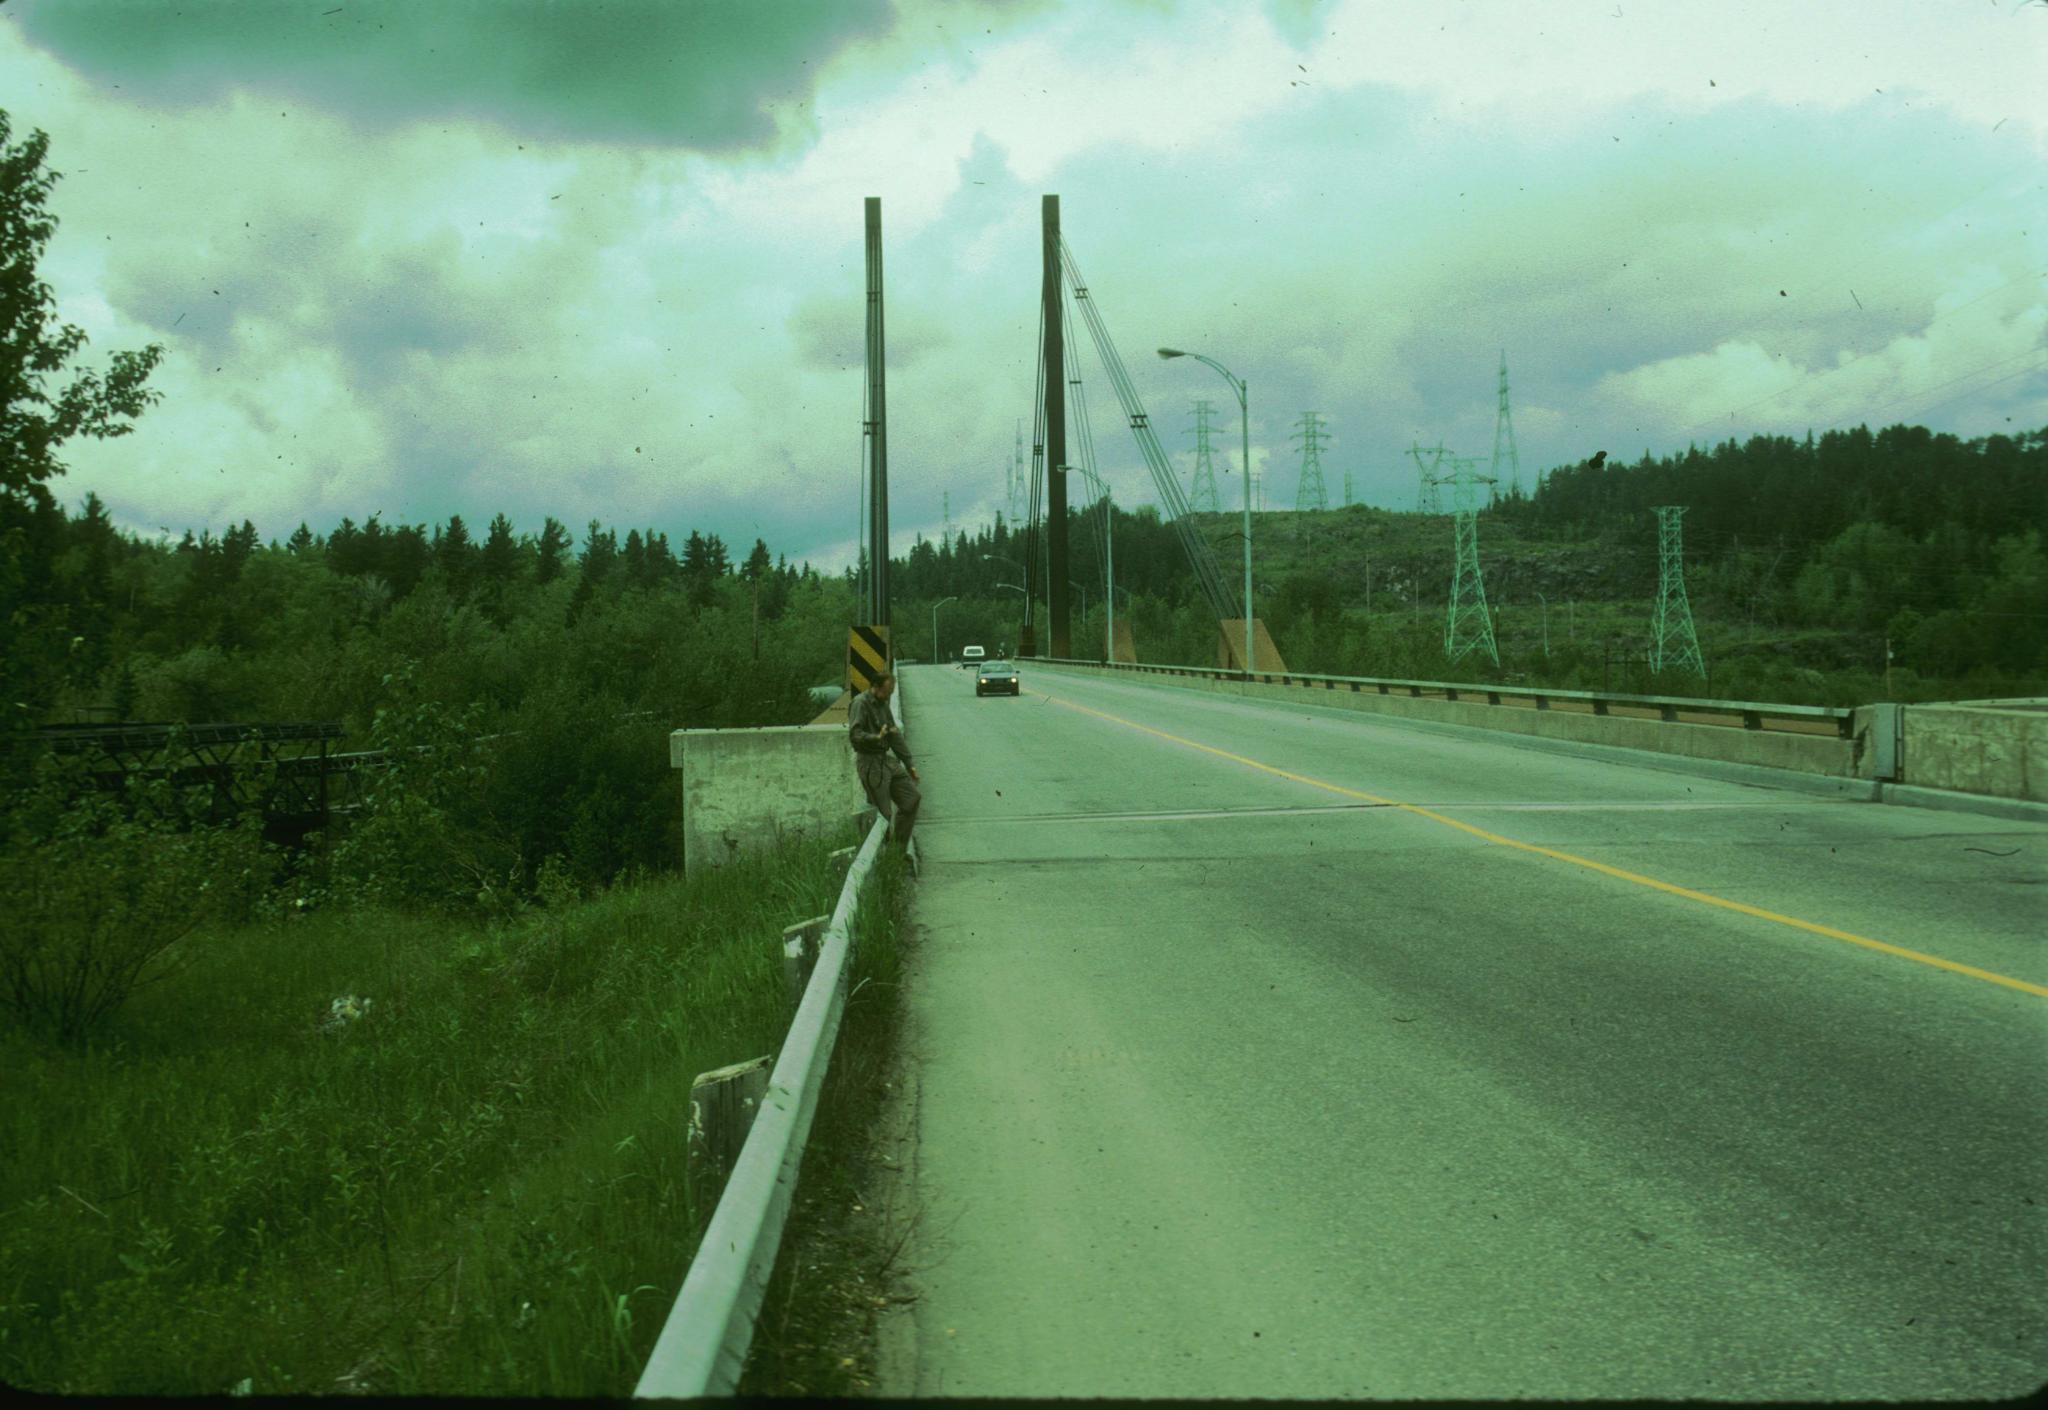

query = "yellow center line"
[[1041, 689, 2048, 1000]]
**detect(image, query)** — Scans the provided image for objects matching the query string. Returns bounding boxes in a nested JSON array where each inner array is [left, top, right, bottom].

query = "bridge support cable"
[[1058, 238, 1240, 622], [1020, 295, 1048, 656], [1059, 289, 1111, 596]]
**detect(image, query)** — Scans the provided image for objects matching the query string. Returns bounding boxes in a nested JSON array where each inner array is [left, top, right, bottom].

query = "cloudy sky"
[[4, 0, 2044, 571]]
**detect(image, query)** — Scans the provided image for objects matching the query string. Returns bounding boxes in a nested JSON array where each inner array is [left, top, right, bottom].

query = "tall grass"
[[1, 823, 870, 1396]]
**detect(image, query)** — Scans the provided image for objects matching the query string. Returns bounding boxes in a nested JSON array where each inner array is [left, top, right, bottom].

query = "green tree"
[[0, 112, 165, 513], [534, 515, 571, 585], [2, 112, 166, 747], [434, 514, 474, 597], [480, 512, 519, 587]]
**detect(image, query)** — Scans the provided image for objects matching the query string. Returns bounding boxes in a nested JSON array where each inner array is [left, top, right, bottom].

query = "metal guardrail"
[[1034, 657, 1855, 737], [634, 811, 888, 1397], [634, 689, 905, 1398]]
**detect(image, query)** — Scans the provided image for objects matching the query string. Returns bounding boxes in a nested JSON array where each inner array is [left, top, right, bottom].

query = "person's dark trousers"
[[886, 770, 920, 846]]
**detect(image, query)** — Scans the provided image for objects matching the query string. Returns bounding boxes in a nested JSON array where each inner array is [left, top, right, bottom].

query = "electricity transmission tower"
[[1441, 458, 1499, 666], [1490, 349, 1521, 505], [942, 490, 953, 547], [1651, 506, 1706, 677], [1291, 412, 1329, 512], [1187, 399, 1223, 512], [1409, 441, 1448, 514]]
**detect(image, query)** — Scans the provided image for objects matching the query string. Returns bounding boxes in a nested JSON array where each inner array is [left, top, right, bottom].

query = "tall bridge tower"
[[1187, 399, 1223, 512], [1291, 411, 1329, 512], [1651, 506, 1707, 677]]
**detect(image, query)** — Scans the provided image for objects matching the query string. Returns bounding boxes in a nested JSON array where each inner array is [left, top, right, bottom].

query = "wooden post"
[[687, 1055, 771, 1202], [781, 914, 830, 1007]]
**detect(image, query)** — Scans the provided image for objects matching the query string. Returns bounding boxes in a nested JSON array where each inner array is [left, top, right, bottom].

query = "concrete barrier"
[[671, 676, 911, 876], [1899, 700, 2047, 803]]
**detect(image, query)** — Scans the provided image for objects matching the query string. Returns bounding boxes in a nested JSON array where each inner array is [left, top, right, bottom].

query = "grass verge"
[[0, 823, 863, 1396]]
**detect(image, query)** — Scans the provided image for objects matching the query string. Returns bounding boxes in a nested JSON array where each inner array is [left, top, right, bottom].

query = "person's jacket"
[[849, 689, 912, 765]]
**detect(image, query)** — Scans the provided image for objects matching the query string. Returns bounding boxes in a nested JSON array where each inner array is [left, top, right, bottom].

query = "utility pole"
[[1650, 506, 1706, 678], [863, 196, 890, 629], [942, 490, 952, 549], [1187, 399, 1223, 512], [1042, 194, 1069, 659], [1292, 411, 1329, 512], [1343, 463, 1355, 509], [1009, 420, 1025, 526], [1491, 349, 1521, 504]]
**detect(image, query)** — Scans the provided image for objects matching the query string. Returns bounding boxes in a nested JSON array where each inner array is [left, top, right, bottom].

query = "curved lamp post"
[[931, 594, 958, 664], [1159, 346, 1252, 675], [982, 553, 1029, 654]]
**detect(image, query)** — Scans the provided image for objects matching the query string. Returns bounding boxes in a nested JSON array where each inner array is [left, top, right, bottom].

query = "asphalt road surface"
[[868, 663, 2046, 1401]]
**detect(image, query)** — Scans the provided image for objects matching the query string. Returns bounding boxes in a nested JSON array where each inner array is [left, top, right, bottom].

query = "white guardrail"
[[633, 687, 903, 1398]]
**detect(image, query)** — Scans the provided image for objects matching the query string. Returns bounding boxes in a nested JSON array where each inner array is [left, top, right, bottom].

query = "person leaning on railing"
[[848, 670, 919, 851]]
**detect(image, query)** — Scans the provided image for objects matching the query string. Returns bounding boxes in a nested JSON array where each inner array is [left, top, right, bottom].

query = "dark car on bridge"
[[975, 660, 1021, 697]]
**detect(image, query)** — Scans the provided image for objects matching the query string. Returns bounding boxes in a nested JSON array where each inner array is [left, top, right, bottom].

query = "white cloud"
[[6, 0, 2043, 567]]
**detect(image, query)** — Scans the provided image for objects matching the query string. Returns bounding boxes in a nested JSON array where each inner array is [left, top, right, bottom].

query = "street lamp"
[[1159, 346, 1252, 675], [984, 554, 1032, 655], [932, 594, 958, 664], [1070, 460, 1116, 662], [1534, 591, 1549, 658]]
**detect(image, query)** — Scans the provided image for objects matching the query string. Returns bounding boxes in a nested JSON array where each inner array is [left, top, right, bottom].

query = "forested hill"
[[0, 498, 850, 738], [1505, 423, 2046, 554]]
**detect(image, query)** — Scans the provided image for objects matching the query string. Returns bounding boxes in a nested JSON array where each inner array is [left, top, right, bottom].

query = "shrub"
[[0, 755, 272, 1044], [327, 667, 516, 911]]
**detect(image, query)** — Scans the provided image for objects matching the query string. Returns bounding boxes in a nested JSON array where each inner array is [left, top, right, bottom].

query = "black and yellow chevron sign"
[[846, 624, 891, 693]]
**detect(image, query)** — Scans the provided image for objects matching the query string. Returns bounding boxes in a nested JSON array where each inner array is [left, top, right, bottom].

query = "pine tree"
[[569, 518, 617, 623], [436, 514, 474, 595], [287, 522, 315, 554], [480, 512, 519, 586], [534, 515, 571, 585]]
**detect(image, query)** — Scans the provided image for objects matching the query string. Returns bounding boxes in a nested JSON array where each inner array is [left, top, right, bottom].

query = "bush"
[[327, 666, 517, 911], [0, 756, 272, 1044]]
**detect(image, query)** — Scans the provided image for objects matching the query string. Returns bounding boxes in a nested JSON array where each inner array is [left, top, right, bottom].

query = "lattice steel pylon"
[[1187, 399, 1223, 512], [1490, 349, 1521, 505], [1442, 458, 1499, 666], [1291, 411, 1329, 512], [1650, 505, 1706, 677], [1409, 440, 1448, 514]]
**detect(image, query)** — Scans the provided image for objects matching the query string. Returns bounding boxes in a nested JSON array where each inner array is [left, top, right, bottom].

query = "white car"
[[960, 645, 986, 670]]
